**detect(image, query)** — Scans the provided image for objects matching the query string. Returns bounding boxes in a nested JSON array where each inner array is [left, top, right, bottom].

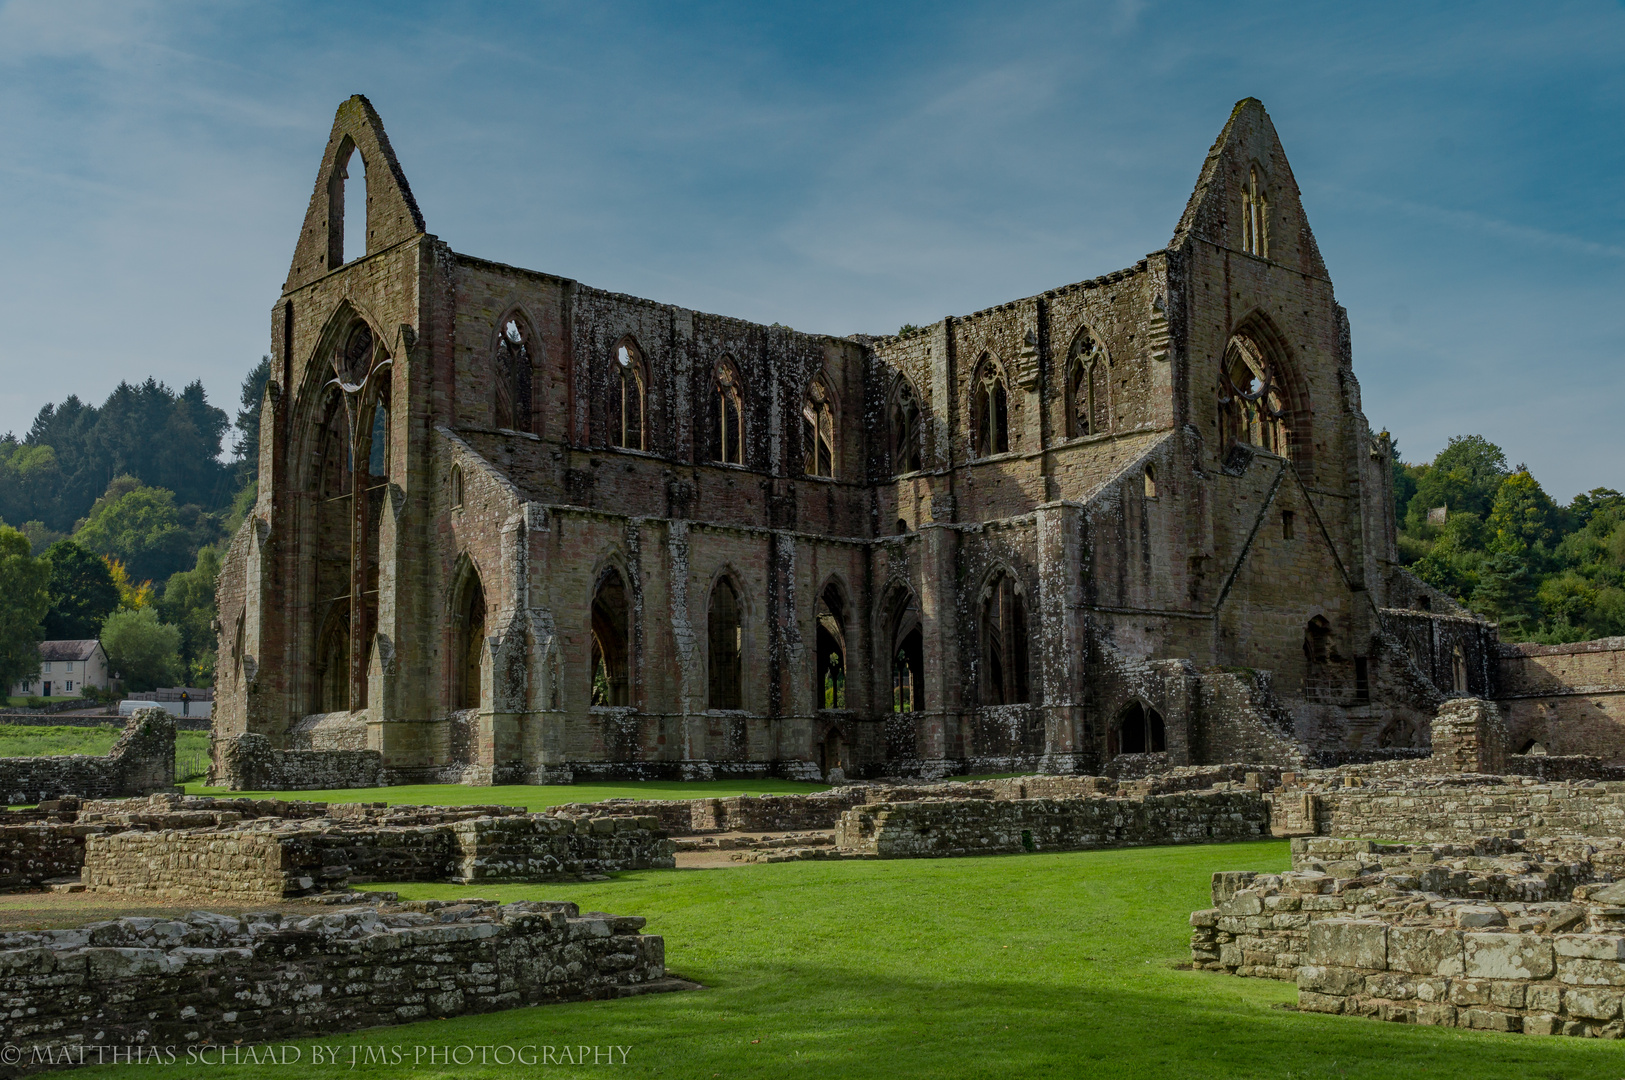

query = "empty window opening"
[[608, 340, 647, 451], [1115, 701, 1165, 755], [1143, 465, 1157, 499], [331, 142, 369, 267], [815, 583, 847, 710], [1303, 615, 1333, 665], [708, 578, 743, 710], [495, 317, 534, 434], [972, 358, 1009, 457], [891, 592, 924, 714], [712, 357, 745, 465], [1242, 166, 1270, 257], [590, 567, 631, 706], [1218, 335, 1291, 458], [1451, 644, 1468, 694], [896, 518, 909, 535], [802, 374, 836, 478], [1282, 509, 1295, 539], [450, 464, 464, 509], [890, 379, 923, 475], [1354, 656, 1370, 704], [453, 569, 486, 711], [981, 572, 1028, 705], [1520, 739, 1548, 756]]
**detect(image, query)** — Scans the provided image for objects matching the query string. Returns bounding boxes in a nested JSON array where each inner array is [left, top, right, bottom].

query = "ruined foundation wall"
[[213, 734, 382, 791], [1307, 779, 1625, 843], [0, 902, 669, 1071], [1498, 638, 1625, 762], [0, 710, 174, 803]]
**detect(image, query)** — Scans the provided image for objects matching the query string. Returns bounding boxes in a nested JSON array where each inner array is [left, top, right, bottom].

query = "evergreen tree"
[[41, 539, 120, 640], [0, 526, 51, 693]]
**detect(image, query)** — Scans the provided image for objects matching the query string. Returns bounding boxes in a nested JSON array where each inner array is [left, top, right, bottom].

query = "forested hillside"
[[1393, 435, 1623, 644], [0, 359, 269, 693]]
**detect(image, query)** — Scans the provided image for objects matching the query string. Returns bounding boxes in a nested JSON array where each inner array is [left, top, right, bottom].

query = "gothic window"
[[608, 339, 647, 451], [972, 358, 1009, 458], [711, 357, 745, 465], [1114, 701, 1166, 755], [1218, 335, 1292, 458], [450, 465, 463, 509], [1242, 166, 1270, 258], [1143, 464, 1157, 499], [454, 568, 486, 711], [890, 591, 924, 714], [315, 604, 350, 713], [1066, 331, 1108, 438], [366, 382, 390, 480], [802, 373, 836, 478], [590, 567, 631, 706], [707, 578, 743, 710], [889, 379, 923, 475], [328, 138, 368, 268], [815, 583, 847, 710], [494, 317, 534, 434], [981, 572, 1028, 706]]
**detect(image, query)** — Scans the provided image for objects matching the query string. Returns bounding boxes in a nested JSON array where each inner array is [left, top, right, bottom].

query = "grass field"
[[0, 724, 211, 780], [75, 840, 1622, 1080], [181, 778, 832, 808], [3, 695, 80, 707]]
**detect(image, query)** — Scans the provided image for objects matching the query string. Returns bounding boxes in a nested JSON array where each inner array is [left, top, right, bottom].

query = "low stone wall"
[[83, 811, 675, 902], [0, 709, 174, 803], [1304, 777, 1625, 842], [0, 824, 101, 891], [1190, 836, 1625, 981], [0, 900, 674, 1071], [834, 790, 1269, 858], [214, 734, 382, 790]]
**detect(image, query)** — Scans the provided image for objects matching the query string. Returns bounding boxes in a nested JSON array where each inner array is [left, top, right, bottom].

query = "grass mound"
[[78, 841, 1619, 1079]]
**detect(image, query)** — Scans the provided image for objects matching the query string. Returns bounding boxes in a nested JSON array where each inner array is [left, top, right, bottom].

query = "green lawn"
[[3, 695, 81, 707], [0, 724, 210, 779], [181, 778, 831, 809], [78, 840, 1621, 1079]]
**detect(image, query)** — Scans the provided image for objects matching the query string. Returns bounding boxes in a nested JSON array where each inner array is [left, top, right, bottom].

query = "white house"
[[9, 640, 109, 699]]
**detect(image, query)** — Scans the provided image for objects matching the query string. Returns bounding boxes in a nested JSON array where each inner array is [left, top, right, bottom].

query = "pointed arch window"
[[1218, 334, 1292, 458], [608, 339, 647, 451], [711, 357, 745, 465], [495, 316, 534, 434], [972, 358, 1009, 458], [590, 567, 631, 706], [453, 569, 486, 711], [815, 583, 847, 710], [1113, 701, 1166, 755], [1242, 166, 1270, 258], [890, 591, 924, 714], [802, 374, 836, 478], [889, 379, 923, 475], [708, 578, 743, 710], [1066, 331, 1109, 438], [328, 139, 368, 269], [981, 572, 1028, 705]]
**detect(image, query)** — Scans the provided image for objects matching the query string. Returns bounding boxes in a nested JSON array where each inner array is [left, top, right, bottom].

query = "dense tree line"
[[1394, 435, 1624, 643], [0, 360, 269, 694]]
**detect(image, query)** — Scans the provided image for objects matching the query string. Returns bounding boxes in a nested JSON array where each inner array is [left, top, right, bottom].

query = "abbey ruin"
[[209, 96, 1624, 788]]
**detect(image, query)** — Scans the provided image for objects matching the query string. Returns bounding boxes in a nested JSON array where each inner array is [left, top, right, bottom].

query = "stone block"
[[1554, 934, 1625, 961], [1307, 920, 1386, 971], [1463, 933, 1554, 980], [1563, 987, 1623, 1020], [1415, 1002, 1458, 1027], [1388, 926, 1463, 976], [1298, 965, 1366, 996]]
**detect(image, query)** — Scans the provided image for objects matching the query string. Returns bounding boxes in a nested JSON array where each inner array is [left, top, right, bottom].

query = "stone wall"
[[0, 824, 100, 891], [834, 789, 1269, 858], [213, 733, 382, 790], [1497, 637, 1625, 762], [1301, 778, 1625, 843], [0, 900, 674, 1070], [1430, 697, 1507, 774], [0, 709, 174, 804], [82, 810, 675, 903]]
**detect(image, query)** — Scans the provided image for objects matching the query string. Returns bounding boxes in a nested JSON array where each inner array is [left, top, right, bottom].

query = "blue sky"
[[1, 0, 1621, 499]]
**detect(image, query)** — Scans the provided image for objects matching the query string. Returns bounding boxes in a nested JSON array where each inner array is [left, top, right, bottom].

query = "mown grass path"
[[80, 840, 1621, 1079]]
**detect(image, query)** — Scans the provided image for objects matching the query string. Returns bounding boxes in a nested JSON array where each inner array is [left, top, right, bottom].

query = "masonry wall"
[[0, 709, 174, 804], [1305, 779, 1625, 842], [1498, 638, 1625, 761], [0, 902, 669, 1071]]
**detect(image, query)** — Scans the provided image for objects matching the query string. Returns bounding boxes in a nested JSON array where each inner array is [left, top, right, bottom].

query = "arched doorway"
[[1113, 701, 1165, 755], [590, 567, 631, 706], [815, 582, 847, 709], [708, 577, 743, 710], [454, 568, 486, 711]]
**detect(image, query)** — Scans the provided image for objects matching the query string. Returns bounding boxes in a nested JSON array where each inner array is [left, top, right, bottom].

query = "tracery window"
[[981, 572, 1028, 706], [971, 358, 1009, 458], [1218, 335, 1291, 458], [494, 317, 533, 433], [1114, 701, 1166, 755], [802, 374, 836, 478], [1242, 166, 1270, 258], [889, 379, 923, 475], [608, 339, 647, 451], [711, 357, 745, 465], [1066, 331, 1109, 438]]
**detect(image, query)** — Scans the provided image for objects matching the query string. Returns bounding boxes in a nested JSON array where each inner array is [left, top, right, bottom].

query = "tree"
[[101, 607, 183, 691], [1407, 435, 1509, 526], [41, 539, 120, 639], [1471, 546, 1536, 635], [1488, 470, 1560, 557], [106, 557, 154, 611], [233, 356, 272, 483], [0, 526, 51, 693], [159, 545, 221, 686], [73, 479, 198, 584]]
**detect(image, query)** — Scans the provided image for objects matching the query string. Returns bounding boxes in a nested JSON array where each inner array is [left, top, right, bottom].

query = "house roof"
[[38, 640, 102, 662]]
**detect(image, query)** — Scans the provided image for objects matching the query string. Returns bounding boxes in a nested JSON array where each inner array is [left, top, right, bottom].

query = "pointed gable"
[[1170, 98, 1327, 280], [284, 95, 427, 294]]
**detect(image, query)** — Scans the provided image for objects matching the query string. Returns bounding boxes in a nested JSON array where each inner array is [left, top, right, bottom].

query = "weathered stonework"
[[0, 709, 174, 804], [0, 901, 675, 1072], [215, 94, 1528, 788]]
